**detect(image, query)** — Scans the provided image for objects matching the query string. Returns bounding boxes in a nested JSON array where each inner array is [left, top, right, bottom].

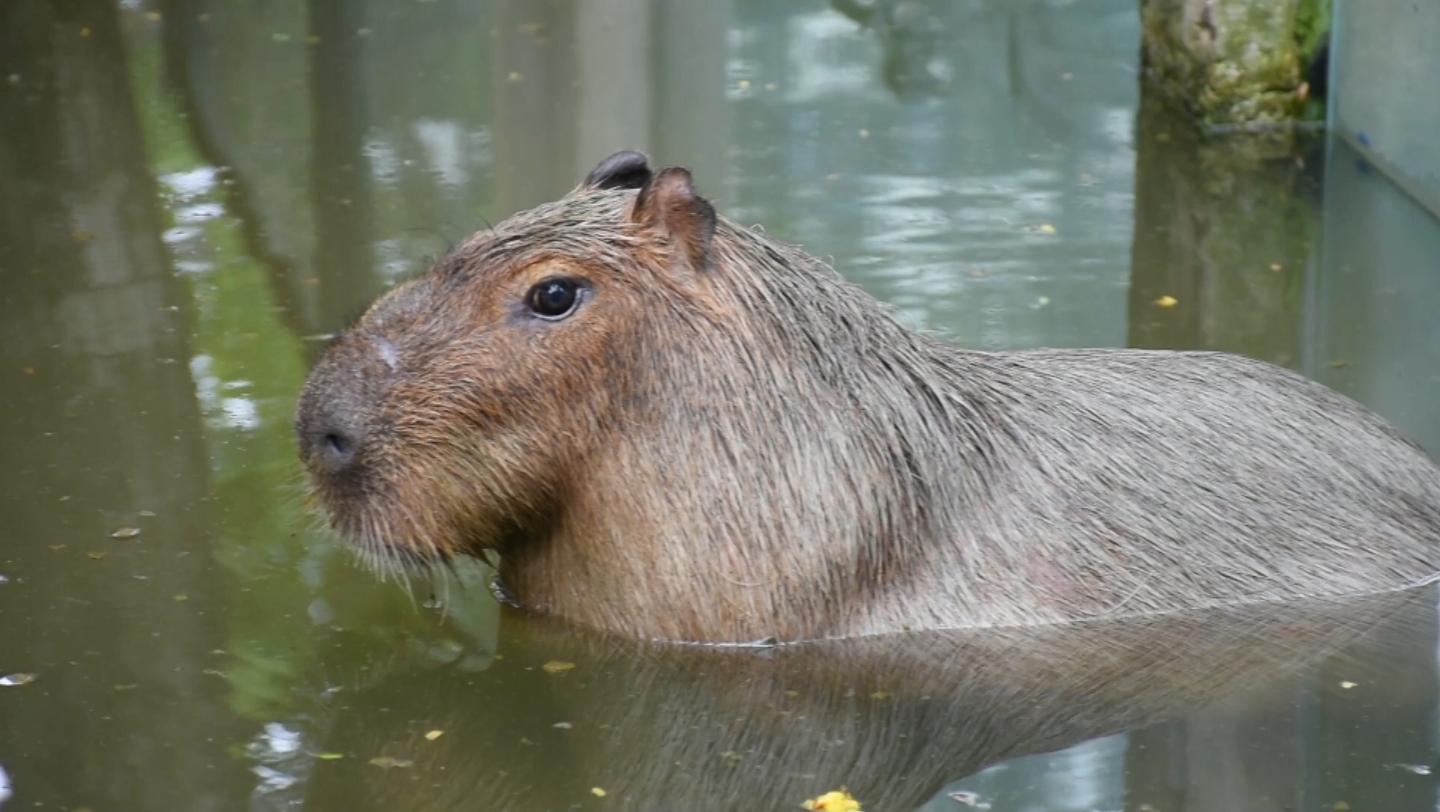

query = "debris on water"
[[1329, 360, 1350, 368], [803, 789, 861, 811], [111, 527, 141, 539], [1339, 680, 1357, 689], [318, 753, 344, 760], [174, 594, 188, 602], [369, 756, 413, 770], [1155, 295, 1178, 307], [0, 674, 36, 687], [591, 787, 607, 797], [138, 510, 157, 517], [48, 545, 64, 551], [1270, 263, 1284, 271], [1332, 802, 1350, 811], [948, 790, 992, 809], [1037, 223, 1057, 235], [552, 722, 573, 729], [425, 730, 444, 741], [88, 552, 106, 560], [869, 691, 890, 700], [542, 661, 576, 674]]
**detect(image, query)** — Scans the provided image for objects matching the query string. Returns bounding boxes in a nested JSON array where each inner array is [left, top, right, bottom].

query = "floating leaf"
[[803, 788, 861, 811], [591, 787, 607, 797], [111, 527, 141, 539], [1037, 223, 1057, 235], [318, 753, 344, 761], [1154, 295, 1178, 308], [425, 730, 444, 741], [88, 552, 106, 560], [949, 790, 991, 808], [870, 691, 890, 700], [0, 673, 37, 687], [541, 661, 575, 674], [1340, 680, 1357, 689]]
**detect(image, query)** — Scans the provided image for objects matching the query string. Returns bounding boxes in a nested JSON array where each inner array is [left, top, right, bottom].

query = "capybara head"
[[296, 150, 937, 642], [296, 152, 720, 569]]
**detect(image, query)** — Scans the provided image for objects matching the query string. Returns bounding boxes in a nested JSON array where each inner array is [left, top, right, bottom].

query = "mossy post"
[[1140, 0, 1331, 131]]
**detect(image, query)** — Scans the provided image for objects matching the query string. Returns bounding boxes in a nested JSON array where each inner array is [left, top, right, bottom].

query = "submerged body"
[[296, 151, 1440, 643]]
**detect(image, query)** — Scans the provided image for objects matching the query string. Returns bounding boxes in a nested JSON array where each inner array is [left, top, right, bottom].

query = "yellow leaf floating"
[[425, 730, 444, 741], [591, 787, 607, 797], [542, 661, 576, 674], [802, 788, 862, 811], [1154, 295, 1178, 307]]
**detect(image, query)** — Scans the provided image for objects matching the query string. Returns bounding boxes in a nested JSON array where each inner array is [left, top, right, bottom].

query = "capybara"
[[295, 150, 1440, 644]]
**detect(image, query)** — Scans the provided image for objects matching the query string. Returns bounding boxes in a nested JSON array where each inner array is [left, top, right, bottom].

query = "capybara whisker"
[[295, 150, 1440, 644]]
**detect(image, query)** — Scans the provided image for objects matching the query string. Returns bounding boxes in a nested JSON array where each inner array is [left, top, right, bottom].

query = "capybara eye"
[[526, 277, 581, 319]]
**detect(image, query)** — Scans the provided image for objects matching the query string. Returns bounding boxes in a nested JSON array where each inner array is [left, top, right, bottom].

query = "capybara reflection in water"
[[296, 151, 1440, 644]]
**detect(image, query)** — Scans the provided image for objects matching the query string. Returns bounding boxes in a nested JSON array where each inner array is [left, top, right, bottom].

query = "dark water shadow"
[[0, 0, 250, 806], [300, 587, 1434, 811]]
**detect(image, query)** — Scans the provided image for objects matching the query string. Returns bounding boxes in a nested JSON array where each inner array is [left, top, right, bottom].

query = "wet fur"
[[297, 157, 1440, 644]]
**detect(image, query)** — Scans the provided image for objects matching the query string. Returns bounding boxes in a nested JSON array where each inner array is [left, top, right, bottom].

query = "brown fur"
[[296, 152, 1440, 644]]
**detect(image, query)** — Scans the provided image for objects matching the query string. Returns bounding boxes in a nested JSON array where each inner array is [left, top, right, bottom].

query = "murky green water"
[[2, 1, 1440, 810]]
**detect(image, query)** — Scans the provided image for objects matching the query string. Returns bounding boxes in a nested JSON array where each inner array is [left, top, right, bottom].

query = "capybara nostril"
[[297, 401, 367, 476], [319, 430, 357, 472]]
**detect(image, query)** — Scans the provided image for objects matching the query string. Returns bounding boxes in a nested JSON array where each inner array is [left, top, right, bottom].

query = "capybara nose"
[[301, 416, 363, 475], [317, 428, 357, 472]]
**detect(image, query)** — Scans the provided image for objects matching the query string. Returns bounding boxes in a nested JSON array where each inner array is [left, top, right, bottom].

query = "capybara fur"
[[296, 150, 1440, 644]]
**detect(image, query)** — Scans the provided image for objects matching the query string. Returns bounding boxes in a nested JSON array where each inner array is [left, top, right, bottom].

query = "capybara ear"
[[630, 167, 717, 270], [581, 150, 654, 191]]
